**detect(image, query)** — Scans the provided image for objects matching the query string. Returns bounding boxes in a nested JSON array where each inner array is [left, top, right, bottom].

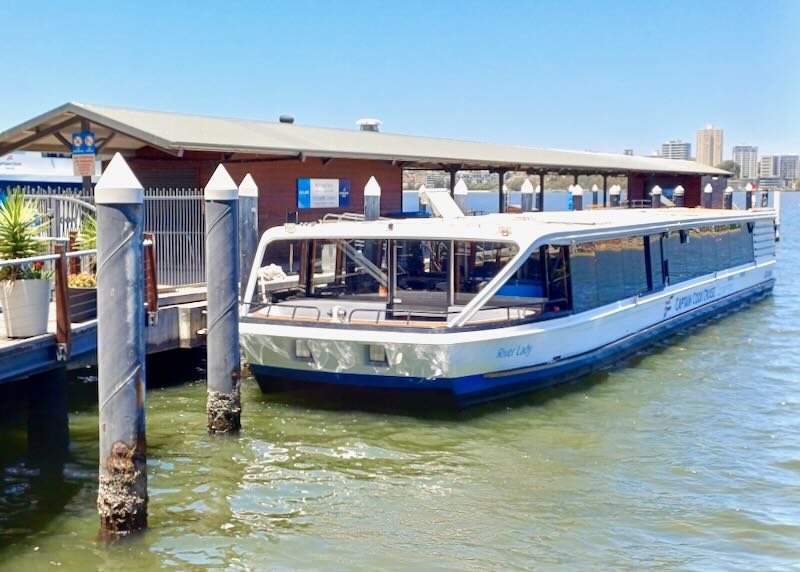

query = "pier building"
[[0, 102, 730, 232]]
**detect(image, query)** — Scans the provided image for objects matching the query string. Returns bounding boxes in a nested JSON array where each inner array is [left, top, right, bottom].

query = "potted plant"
[[0, 191, 51, 337], [67, 215, 98, 322]]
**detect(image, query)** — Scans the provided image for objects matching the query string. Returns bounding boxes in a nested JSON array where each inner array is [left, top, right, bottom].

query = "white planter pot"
[[1, 279, 51, 338]]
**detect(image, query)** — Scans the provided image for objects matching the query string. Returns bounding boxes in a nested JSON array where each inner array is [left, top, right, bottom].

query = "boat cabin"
[[242, 207, 769, 331]]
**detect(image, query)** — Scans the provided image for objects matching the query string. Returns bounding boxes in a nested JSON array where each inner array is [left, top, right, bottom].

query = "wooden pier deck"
[[0, 287, 208, 385]]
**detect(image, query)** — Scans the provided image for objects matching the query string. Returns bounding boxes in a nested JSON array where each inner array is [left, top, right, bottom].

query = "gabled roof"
[[0, 102, 730, 176]]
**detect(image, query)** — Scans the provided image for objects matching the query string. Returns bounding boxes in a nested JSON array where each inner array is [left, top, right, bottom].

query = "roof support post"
[[81, 119, 92, 196], [538, 173, 545, 212], [448, 168, 457, 197], [602, 174, 608, 207]]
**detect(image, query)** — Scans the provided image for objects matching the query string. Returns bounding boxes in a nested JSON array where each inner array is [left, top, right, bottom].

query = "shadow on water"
[[0, 348, 207, 550]]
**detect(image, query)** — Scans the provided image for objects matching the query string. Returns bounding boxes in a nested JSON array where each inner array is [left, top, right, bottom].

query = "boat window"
[[395, 239, 449, 292], [569, 237, 649, 313], [250, 238, 388, 306], [647, 234, 665, 291], [663, 224, 754, 285], [455, 241, 520, 305]]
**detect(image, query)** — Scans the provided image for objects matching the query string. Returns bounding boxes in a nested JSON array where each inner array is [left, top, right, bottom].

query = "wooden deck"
[[0, 286, 208, 385]]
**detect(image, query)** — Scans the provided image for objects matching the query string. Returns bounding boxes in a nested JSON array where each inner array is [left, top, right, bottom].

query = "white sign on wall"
[[297, 178, 351, 209]]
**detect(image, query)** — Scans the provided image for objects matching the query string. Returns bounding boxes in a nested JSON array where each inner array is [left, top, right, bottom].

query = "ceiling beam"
[[53, 132, 73, 151], [95, 132, 117, 153], [0, 116, 81, 156]]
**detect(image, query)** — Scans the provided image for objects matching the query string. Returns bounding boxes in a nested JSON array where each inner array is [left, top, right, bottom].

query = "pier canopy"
[[0, 102, 730, 228], [0, 102, 727, 176]]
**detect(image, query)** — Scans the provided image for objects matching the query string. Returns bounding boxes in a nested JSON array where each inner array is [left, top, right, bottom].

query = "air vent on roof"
[[356, 118, 381, 132], [279, 115, 295, 124]]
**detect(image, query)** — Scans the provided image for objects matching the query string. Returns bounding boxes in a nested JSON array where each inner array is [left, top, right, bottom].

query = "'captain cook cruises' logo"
[[663, 295, 674, 319]]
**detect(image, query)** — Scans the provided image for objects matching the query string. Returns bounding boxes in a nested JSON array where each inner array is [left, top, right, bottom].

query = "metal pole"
[[94, 153, 147, 537], [238, 174, 259, 298], [204, 165, 241, 433], [454, 178, 469, 214], [448, 169, 456, 198], [602, 174, 608, 207]]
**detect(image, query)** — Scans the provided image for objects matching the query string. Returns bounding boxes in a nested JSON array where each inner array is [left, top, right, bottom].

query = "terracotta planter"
[[68, 286, 97, 322], [0, 278, 51, 337]]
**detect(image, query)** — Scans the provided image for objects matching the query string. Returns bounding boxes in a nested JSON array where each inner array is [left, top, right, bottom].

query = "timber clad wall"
[[126, 149, 403, 233]]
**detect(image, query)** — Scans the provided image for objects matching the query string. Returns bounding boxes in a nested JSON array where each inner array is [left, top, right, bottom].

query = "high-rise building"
[[660, 140, 691, 160], [778, 155, 799, 181], [760, 155, 778, 177], [696, 124, 723, 167], [732, 145, 758, 179]]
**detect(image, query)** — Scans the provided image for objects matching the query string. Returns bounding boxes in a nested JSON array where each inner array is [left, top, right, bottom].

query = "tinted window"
[[664, 223, 754, 285], [569, 236, 649, 312], [648, 235, 664, 290]]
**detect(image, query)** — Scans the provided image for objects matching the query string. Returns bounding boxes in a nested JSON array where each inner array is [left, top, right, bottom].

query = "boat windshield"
[[244, 237, 546, 328]]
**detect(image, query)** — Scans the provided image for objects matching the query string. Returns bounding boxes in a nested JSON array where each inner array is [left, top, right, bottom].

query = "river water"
[[1, 194, 798, 571]]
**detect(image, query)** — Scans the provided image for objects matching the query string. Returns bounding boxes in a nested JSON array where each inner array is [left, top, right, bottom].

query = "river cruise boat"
[[240, 193, 777, 406]]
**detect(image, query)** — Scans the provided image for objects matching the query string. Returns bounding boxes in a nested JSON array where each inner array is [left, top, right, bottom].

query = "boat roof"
[[0, 102, 730, 176], [264, 208, 775, 247]]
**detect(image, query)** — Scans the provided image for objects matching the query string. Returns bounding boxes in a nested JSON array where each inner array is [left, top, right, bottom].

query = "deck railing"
[[0, 238, 159, 354]]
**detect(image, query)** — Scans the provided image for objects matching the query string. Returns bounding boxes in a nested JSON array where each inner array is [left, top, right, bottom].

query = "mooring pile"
[[93, 154, 260, 538]]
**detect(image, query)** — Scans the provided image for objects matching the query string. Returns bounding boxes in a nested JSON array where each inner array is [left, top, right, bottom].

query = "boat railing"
[[250, 300, 543, 328], [320, 212, 392, 223], [256, 303, 323, 322]]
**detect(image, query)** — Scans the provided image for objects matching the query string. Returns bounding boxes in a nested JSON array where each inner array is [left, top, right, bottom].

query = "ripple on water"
[[2, 196, 800, 570]]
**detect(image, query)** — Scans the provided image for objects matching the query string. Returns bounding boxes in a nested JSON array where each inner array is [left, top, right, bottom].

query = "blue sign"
[[297, 178, 350, 209], [71, 131, 96, 155]]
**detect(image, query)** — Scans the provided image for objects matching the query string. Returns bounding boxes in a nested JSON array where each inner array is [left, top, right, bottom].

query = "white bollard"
[[364, 176, 381, 221], [520, 178, 534, 212], [651, 185, 662, 208], [238, 174, 259, 299], [572, 184, 584, 211], [454, 178, 469, 214]]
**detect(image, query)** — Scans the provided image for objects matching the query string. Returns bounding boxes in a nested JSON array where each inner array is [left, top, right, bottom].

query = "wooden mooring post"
[[204, 165, 241, 433], [94, 153, 148, 538]]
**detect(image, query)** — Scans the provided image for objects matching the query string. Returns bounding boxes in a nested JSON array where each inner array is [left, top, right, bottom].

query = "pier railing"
[[0, 238, 159, 353], [11, 185, 206, 287]]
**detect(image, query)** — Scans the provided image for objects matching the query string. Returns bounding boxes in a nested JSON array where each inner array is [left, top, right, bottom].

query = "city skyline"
[[0, 1, 796, 159]]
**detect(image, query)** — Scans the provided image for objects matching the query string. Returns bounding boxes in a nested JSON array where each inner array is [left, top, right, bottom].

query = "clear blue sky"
[[4, 0, 799, 157]]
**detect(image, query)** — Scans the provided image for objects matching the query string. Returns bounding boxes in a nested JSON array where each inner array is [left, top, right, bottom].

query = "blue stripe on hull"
[[251, 280, 774, 406]]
